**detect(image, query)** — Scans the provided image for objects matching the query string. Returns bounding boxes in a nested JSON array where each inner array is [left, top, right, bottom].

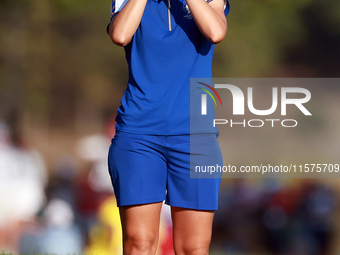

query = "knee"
[[174, 240, 210, 255], [124, 232, 158, 254]]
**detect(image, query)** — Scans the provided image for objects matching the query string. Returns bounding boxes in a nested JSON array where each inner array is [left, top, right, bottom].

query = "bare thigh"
[[171, 207, 215, 255], [119, 202, 163, 255]]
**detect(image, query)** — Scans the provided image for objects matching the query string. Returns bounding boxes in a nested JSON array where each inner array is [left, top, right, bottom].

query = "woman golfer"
[[107, 0, 230, 253]]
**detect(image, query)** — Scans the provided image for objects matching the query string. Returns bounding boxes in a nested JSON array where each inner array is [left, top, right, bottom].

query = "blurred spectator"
[[77, 134, 113, 193], [84, 196, 122, 255], [20, 198, 83, 255], [74, 132, 115, 244], [73, 164, 109, 245], [0, 120, 47, 253], [39, 198, 83, 254], [46, 154, 79, 209], [212, 179, 337, 255]]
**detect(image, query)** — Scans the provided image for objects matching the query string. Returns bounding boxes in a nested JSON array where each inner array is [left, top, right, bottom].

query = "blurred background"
[[1, 0, 340, 254]]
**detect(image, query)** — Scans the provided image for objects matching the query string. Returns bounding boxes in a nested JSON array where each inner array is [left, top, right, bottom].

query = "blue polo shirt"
[[109, 0, 230, 135]]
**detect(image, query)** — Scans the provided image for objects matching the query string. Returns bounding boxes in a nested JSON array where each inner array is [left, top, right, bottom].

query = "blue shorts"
[[107, 131, 222, 210]]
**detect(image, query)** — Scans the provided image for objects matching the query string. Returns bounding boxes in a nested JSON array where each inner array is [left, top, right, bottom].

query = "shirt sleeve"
[[206, 0, 230, 17], [106, 0, 130, 34], [224, 0, 230, 17]]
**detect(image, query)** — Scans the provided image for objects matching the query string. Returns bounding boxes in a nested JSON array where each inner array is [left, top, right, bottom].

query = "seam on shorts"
[[117, 195, 166, 207], [165, 200, 218, 211]]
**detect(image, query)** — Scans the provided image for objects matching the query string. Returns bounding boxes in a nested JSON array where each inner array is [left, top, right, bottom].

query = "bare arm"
[[108, 0, 148, 47], [186, 0, 227, 44]]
